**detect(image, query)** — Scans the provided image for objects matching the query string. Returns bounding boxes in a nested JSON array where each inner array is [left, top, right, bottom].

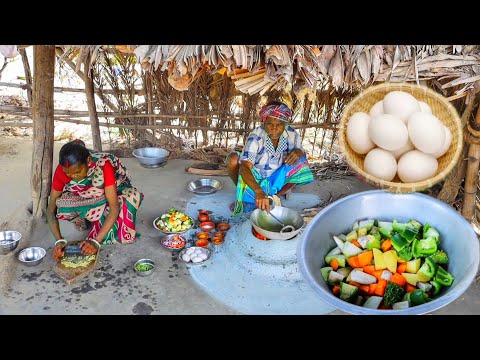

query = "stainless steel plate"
[[187, 178, 223, 195]]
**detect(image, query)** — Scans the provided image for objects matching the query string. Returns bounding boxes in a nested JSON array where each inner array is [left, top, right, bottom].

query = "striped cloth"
[[232, 156, 314, 215]]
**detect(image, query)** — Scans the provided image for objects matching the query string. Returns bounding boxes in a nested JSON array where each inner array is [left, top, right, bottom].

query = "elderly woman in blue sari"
[[226, 101, 315, 215]]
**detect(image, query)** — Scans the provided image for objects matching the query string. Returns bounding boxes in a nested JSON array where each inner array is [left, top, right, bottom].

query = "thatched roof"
[[3, 45, 480, 100], [57, 45, 480, 100]]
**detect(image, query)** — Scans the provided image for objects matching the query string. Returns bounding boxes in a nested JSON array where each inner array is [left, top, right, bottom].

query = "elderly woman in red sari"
[[226, 101, 315, 215], [46, 140, 144, 260]]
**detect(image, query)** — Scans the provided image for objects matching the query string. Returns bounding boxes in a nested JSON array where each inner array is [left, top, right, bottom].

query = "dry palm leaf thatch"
[[132, 45, 322, 95], [316, 45, 480, 98]]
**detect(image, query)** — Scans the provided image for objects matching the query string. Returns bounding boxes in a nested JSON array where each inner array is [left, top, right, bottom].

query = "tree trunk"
[[462, 104, 480, 220], [31, 45, 55, 218], [84, 53, 102, 151], [19, 48, 33, 106]]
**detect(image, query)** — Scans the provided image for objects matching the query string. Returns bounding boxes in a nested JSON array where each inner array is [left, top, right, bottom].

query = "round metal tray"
[[160, 234, 187, 251], [178, 246, 211, 265], [187, 178, 223, 195], [153, 215, 195, 235]]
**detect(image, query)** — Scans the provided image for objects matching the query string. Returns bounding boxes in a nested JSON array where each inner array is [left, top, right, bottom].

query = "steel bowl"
[[160, 234, 187, 251], [134, 259, 155, 276], [250, 206, 304, 240], [132, 147, 169, 168], [178, 246, 211, 265], [153, 215, 194, 235], [0, 230, 22, 255], [297, 190, 480, 315], [187, 178, 223, 195], [17, 247, 46, 266]]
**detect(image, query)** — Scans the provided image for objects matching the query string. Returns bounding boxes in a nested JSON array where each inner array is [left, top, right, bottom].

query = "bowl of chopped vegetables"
[[134, 259, 155, 276], [297, 190, 480, 315], [153, 208, 195, 234]]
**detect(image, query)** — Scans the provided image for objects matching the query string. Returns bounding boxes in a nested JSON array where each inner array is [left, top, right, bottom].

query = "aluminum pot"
[[297, 190, 480, 315], [250, 206, 304, 240]]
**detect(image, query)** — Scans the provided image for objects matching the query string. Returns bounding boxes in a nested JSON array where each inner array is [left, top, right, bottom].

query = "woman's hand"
[[79, 239, 100, 256], [284, 149, 303, 165], [255, 190, 271, 213], [52, 244, 65, 261]]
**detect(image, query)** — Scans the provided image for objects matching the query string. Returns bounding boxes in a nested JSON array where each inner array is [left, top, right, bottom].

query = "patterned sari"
[[55, 152, 143, 244]]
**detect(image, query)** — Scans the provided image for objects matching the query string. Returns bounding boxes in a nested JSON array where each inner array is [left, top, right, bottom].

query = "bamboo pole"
[[31, 45, 55, 218], [0, 118, 340, 131], [462, 104, 480, 220], [84, 52, 102, 151], [0, 81, 145, 95], [19, 49, 33, 106]]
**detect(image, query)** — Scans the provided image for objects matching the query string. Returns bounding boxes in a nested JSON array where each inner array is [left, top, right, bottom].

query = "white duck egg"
[[182, 254, 191, 262], [397, 150, 438, 183], [363, 148, 397, 181], [198, 253, 208, 260], [431, 126, 452, 158], [368, 114, 408, 151], [186, 248, 195, 255], [408, 112, 445, 155], [191, 256, 203, 263], [383, 91, 421, 123], [346, 112, 375, 154], [419, 101, 432, 114], [194, 249, 203, 254], [369, 100, 384, 117], [390, 138, 415, 160]]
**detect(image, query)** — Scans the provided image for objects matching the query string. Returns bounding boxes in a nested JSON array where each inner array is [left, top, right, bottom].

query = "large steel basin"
[[297, 190, 480, 315]]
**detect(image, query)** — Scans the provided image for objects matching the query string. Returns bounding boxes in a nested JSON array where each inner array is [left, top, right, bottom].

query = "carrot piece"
[[381, 239, 392, 252], [332, 285, 341, 296], [405, 283, 417, 293], [390, 273, 407, 287], [368, 283, 378, 295], [330, 258, 340, 271], [346, 256, 361, 268], [349, 281, 361, 287], [357, 251, 373, 267], [374, 279, 387, 296], [359, 284, 370, 293], [396, 262, 408, 274], [373, 270, 385, 281], [363, 265, 376, 275], [352, 239, 362, 248]]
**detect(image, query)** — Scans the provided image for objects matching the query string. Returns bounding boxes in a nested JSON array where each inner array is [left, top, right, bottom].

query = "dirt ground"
[[0, 136, 479, 315]]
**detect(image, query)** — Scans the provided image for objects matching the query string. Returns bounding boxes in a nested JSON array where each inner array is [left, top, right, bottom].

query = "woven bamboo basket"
[[338, 83, 463, 193]]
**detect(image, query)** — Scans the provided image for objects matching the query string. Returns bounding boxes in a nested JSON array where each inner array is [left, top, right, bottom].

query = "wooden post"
[[462, 104, 480, 220], [437, 100, 475, 204], [31, 45, 55, 218], [19, 48, 33, 106], [84, 52, 102, 151]]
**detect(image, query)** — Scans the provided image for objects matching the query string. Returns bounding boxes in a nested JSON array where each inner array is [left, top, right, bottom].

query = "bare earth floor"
[[0, 137, 479, 315]]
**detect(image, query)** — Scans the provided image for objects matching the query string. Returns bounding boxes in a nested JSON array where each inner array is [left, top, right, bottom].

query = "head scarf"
[[259, 102, 292, 123]]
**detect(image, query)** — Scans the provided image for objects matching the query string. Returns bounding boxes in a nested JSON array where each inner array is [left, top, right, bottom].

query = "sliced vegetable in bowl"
[[161, 234, 187, 251], [153, 208, 194, 234], [321, 217, 455, 310]]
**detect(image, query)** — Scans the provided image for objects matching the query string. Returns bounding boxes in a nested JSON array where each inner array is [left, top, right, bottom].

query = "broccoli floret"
[[383, 282, 405, 307], [428, 250, 449, 264]]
